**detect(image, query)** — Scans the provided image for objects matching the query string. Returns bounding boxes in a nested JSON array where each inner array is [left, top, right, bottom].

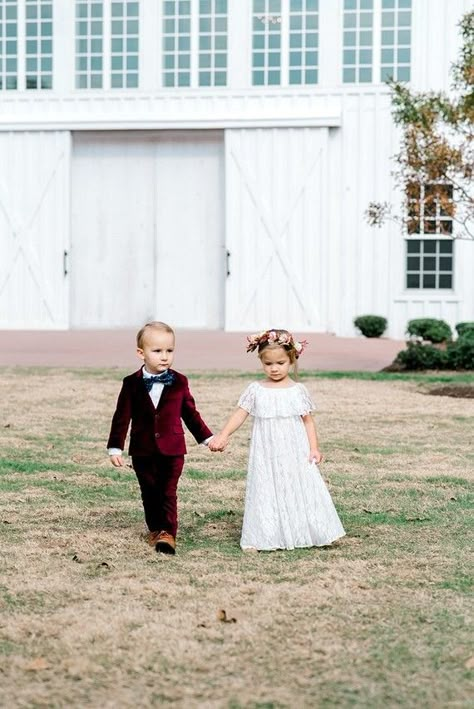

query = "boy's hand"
[[110, 454, 125, 467], [309, 449, 323, 464]]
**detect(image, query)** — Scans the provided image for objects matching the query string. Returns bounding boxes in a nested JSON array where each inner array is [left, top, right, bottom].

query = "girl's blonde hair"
[[136, 321, 175, 349]]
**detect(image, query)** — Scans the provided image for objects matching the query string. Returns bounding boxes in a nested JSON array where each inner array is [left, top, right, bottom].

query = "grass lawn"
[[0, 368, 472, 708]]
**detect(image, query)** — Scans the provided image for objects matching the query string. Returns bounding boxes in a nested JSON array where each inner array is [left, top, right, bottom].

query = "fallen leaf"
[[26, 658, 49, 671], [217, 609, 237, 623], [464, 656, 474, 669]]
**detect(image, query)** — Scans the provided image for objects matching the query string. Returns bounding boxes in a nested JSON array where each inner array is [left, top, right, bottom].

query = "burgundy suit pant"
[[132, 454, 184, 537]]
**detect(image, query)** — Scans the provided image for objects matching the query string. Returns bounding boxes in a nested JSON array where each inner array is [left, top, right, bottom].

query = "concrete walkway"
[[0, 330, 405, 372]]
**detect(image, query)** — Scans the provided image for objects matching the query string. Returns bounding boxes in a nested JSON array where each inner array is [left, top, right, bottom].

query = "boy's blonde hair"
[[136, 321, 175, 349]]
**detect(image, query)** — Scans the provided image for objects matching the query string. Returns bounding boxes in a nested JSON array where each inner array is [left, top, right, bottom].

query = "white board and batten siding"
[[0, 131, 70, 329], [71, 131, 225, 329]]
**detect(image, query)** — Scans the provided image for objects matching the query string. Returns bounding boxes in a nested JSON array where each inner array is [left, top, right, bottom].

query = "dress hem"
[[240, 532, 346, 552]]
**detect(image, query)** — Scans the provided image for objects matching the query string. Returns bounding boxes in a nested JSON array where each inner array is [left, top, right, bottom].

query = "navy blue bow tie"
[[143, 371, 175, 391]]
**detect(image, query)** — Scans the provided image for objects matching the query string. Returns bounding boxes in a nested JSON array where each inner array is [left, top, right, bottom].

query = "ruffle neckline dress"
[[238, 381, 345, 551]]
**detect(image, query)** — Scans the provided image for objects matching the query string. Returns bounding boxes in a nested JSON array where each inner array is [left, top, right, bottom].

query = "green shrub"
[[406, 318, 452, 343], [395, 342, 449, 370], [447, 338, 474, 369], [458, 329, 474, 343], [455, 321, 474, 337], [354, 315, 387, 338]]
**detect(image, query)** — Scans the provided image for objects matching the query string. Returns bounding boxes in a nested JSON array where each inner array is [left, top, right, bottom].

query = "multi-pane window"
[[0, 0, 18, 90], [289, 0, 318, 85], [25, 0, 53, 89], [381, 0, 411, 81], [343, 0, 373, 83], [76, 0, 103, 89], [199, 0, 227, 87], [406, 184, 454, 289], [407, 184, 454, 236], [111, 1, 139, 88], [76, 0, 139, 89], [406, 240, 453, 289], [163, 0, 191, 87], [252, 0, 281, 86]]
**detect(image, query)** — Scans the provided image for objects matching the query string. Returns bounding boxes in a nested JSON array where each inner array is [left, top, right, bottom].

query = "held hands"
[[209, 433, 229, 452], [309, 448, 323, 465]]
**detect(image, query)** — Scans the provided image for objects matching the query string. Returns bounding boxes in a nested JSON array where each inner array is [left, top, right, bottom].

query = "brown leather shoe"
[[154, 530, 176, 555], [146, 531, 162, 547]]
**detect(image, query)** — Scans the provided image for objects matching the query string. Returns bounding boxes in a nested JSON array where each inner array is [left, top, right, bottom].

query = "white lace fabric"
[[238, 382, 346, 551]]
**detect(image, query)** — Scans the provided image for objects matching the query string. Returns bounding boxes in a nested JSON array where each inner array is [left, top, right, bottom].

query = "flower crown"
[[246, 329, 308, 356]]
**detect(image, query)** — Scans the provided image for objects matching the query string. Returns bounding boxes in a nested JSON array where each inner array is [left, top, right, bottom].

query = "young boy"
[[107, 321, 213, 555]]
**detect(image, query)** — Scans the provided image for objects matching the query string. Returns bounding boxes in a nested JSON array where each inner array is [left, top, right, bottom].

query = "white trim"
[[0, 89, 343, 130]]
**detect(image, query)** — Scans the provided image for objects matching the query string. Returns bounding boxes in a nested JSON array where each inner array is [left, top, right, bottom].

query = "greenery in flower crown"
[[246, 329, 308, 356]]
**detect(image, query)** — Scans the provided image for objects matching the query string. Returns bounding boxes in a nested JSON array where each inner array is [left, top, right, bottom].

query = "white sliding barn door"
[[154, 132, 225, 328], [225, 128, 329, 331], [71, 133, 156, 327], [0, 132, 70, 329], [71, 131, 224, 328]]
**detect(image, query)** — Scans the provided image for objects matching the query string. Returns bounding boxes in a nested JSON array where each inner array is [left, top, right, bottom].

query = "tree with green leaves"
[[366, 10, 473, 240]]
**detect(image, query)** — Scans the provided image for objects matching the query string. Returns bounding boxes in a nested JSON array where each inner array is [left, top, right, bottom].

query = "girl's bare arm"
[[209, 408, 249, 451], [301, 414, 323, 463]]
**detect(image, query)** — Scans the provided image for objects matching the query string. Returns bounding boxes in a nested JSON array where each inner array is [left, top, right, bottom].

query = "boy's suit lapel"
[[156, 369, 179, 411], [135, 369, 158, 413]]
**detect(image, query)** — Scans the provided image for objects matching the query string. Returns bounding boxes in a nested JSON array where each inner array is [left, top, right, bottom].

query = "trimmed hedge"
[[448, 338, 474, 369], [395, 343, 448, 370], [406, 318, 452, 343], [395, 339, 474, 370], [354, 315, 387, 338], [456, 321, 474, 338]]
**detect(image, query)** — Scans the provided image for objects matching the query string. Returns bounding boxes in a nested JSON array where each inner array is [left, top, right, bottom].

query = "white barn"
[[0, 0, 472, 337]]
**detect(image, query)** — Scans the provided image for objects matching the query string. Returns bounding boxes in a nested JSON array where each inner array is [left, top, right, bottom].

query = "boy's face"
[[137, 330, 175, 374]]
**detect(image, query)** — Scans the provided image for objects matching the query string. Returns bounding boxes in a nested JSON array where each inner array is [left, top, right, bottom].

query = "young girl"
[[209, 329, 345, 551]]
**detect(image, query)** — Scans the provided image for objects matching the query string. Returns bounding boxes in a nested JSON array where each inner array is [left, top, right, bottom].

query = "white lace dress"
[[238, 381, 345, 551]]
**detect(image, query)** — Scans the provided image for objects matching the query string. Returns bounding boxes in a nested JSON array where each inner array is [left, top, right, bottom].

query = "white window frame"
[[161, 0, 230, 89], [251, 0, 320, 87], [75, 0, 140, 90], [380, 0, 411, 82], [342, 0, 412, 85], [405, 183, 455, 291], [0, 0, 19, 90]]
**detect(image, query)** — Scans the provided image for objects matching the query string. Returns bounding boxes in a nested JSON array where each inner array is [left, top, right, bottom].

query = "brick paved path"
[[0, 330, 404, 372]]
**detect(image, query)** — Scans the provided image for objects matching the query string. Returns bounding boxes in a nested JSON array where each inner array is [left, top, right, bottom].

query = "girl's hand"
[[110, 454, 125, 467], [309, 449, 323, 465]]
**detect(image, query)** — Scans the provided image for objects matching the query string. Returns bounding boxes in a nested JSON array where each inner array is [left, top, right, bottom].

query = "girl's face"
[[260, 346, 292, 383]]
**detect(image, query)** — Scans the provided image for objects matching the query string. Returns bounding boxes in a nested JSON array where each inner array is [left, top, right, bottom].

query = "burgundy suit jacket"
[[107, 368, 212, 457]]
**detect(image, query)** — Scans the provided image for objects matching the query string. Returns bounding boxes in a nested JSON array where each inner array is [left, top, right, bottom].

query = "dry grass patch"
[[0, 368, 472, 708]]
